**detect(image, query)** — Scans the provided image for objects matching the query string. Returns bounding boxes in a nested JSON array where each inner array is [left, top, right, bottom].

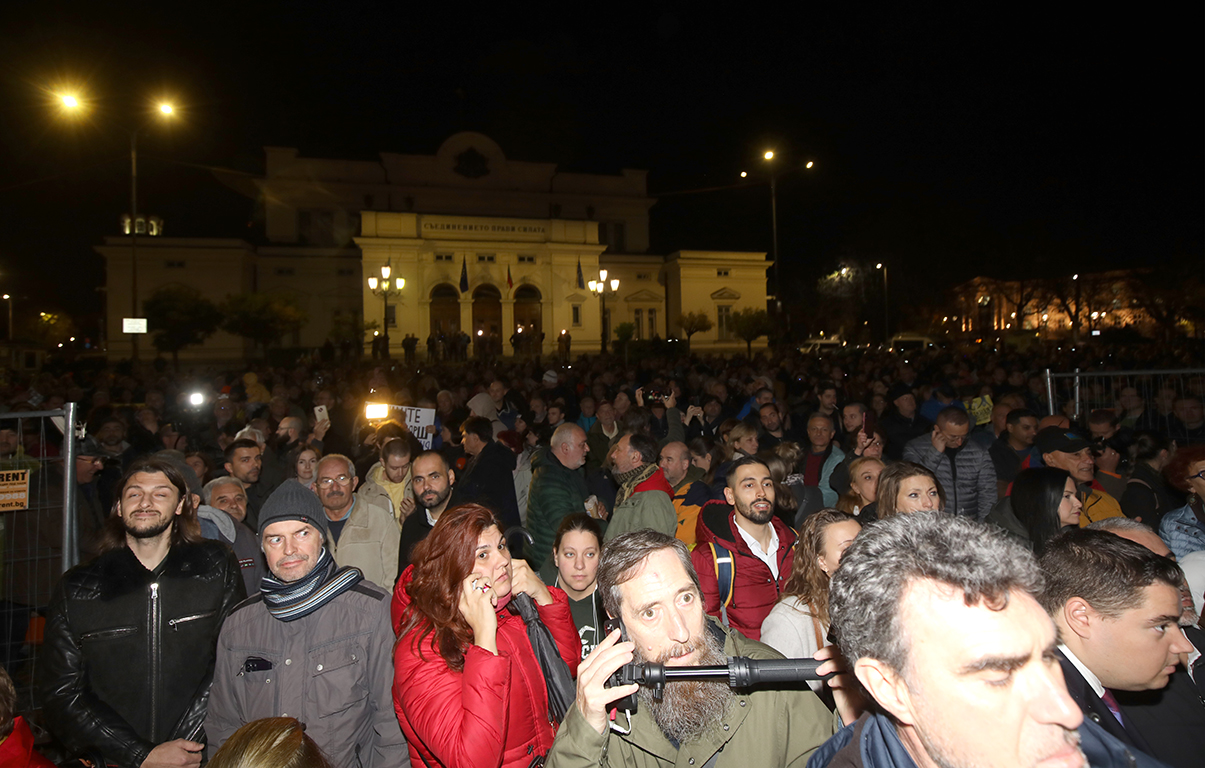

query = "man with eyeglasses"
[[903, 405, 998, 520], [314, 454, 399, 589]]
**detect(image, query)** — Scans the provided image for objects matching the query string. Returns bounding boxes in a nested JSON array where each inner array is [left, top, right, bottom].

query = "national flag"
[[507, 265, 513, 289], [459, 256, 469, 292], [576, 258, 585, 289]]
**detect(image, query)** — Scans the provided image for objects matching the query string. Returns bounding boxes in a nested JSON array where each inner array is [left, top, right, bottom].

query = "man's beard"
[[634, 626, 734, 745], [421, 485, 452, 511], [736, 498, 775, 525], [124, 516, 174, 540]]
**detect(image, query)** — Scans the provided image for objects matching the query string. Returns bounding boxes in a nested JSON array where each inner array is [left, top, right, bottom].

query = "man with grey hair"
[[526, 423, 595, 569], [547, 529, 839, 767], [201, 476, 265, 594], [314, 453, 399, 588], [813, 512, 1162, 768]]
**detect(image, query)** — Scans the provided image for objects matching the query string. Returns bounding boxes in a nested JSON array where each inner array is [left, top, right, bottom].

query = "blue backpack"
[[707, 541, 735, 627]]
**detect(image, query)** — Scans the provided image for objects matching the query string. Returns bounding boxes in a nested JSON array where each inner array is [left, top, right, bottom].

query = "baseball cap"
[[1034, 427, 1091, 456]]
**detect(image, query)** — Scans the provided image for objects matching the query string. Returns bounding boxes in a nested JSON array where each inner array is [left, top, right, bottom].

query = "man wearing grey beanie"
[[205, 481, 408, 766]]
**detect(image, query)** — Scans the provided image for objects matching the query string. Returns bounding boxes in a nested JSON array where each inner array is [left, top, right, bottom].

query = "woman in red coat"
[[393, 504, 581, 768]]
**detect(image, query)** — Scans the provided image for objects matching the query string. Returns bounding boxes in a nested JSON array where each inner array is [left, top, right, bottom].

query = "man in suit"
[[1038, 528, 1195, 763]]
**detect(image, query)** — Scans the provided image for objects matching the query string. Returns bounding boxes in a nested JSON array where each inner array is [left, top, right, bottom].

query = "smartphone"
[[314, 405, 329, 423], [862, 410, 877, 437]]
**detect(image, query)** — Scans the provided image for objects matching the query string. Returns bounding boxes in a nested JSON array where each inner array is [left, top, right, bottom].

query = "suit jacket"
[[1112, 625, 1205, 768], [1056, 650, 1155, 756]]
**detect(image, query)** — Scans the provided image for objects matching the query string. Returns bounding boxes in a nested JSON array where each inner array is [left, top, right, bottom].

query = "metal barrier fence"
[[1042, 369, 1205, 441], [0, 403, 77, 715]]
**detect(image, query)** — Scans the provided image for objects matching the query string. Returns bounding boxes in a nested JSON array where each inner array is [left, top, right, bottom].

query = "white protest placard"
[[122, 318, 148, 334], [400, 406, 437, 449]]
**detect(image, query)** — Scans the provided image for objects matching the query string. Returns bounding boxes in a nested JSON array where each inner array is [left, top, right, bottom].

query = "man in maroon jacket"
[[690, 456, 796, 640]]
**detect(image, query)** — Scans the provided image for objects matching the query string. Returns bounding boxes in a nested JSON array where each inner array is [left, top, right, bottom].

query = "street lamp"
[[741, 151, 815, 328], [367, 261, 405, 358], [587, 270, 620, 353], [876, 262, 889, 341], [1, 295, 10, 342], [57, 91, 177, 363]]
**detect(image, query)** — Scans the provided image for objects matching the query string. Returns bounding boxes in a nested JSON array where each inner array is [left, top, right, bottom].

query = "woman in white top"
[[759, 509, 862, 691]]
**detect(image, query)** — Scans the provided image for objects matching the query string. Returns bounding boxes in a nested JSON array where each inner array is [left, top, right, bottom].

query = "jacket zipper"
[[149, 581, 160, 738], [168, 610, 217, 630], [79, 626, 138, 641]]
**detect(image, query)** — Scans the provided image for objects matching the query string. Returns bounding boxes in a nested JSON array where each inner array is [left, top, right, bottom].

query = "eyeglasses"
[[1189, 470, 1205, 482], [317, 475, 352, 487]]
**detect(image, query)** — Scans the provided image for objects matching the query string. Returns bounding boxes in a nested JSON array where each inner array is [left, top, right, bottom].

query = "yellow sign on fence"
[[0, 470, 30, 511]]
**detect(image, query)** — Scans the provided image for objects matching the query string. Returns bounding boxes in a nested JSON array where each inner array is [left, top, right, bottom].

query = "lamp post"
[[587, 270, 620, 353], [1, 295, 10, 342], [742, 152, 814, 327], [58, 94, 176, 363], [876, 262, 889, 341], [367, 261, 405, 358]]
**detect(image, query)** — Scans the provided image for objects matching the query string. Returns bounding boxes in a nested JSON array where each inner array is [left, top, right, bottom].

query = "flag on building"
[[576, 258, 585, 289], [459, 257, 469, 292], [507, 265, 513, 289]]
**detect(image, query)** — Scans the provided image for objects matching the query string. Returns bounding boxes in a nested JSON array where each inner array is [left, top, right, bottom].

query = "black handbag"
[[509, 591, 577, 723]]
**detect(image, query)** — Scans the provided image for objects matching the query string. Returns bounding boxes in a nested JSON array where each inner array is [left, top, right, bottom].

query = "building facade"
[[96, 132, 769, 360]]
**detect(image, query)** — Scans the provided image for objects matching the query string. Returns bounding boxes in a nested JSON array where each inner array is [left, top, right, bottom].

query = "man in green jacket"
[[526, 423, 595, 569], [546, 529, 847, 768]]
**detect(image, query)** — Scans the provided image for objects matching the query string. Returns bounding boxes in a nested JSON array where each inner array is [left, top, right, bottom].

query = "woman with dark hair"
[[1121, 431, 1179, 527], [875, 461, 945, 519], [1159, 443, 1205, 559], [209, 717, 334, 768], [760, 509, 861, 689], [393, 504, 580, 768], [540, 513, 605, 658], [1011, 467, 1082, 555], [688, 437, 725, 487], [184, 451, 213, 485]]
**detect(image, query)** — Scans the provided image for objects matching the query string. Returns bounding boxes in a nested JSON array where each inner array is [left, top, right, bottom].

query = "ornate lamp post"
[[587, 270, 620, 353], [367, 262, 405, 358]]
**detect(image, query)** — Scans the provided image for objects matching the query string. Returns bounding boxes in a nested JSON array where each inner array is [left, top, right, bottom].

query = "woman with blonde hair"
[[835, 456, 884, 521], [760, 509, 861, 689], [208, 717, 333, 768]]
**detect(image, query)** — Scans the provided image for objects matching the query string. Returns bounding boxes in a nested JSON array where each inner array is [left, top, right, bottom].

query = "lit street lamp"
[[876, 262, 889, 341], [1, 294, 10, 342], [57, 91, 177, 363], [587, 270, 620, 353], [740, 151, 815, 329], [367, 262, 405, 358]]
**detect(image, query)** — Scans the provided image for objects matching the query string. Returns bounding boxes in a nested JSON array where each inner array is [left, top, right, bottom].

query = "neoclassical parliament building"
[[96, 132, 769, 360]]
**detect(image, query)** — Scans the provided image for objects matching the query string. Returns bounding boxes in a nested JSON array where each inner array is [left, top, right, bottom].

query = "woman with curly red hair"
[[392, 504, 580, 768]]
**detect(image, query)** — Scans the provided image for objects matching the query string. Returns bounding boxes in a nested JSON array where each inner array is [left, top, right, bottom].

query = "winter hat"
[[257, 481, 329, 538], [543, 370, 559, 385]]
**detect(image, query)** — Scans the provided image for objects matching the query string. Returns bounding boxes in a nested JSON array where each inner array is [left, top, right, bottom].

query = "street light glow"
[[763, 151, 774, 160], [740, 171, 747, 178], [840, 267, 849, 276], [158, 103, 173, 115], [876, 263, 883, 269], [380, 264, 391, 280], [61, 94, 80, 108], [806, 161, 814, 169]]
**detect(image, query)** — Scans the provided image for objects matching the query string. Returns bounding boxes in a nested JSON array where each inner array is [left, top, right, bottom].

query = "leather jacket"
[[37, 540, 245, 767]]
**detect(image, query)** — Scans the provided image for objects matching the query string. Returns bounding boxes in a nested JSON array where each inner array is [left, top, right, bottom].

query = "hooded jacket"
[[357, 461, 415, 524], [467, 392, 507, 438], [603, 466, 676, 543], [690, 500, 796, 641], [391, 567, 581, 768]]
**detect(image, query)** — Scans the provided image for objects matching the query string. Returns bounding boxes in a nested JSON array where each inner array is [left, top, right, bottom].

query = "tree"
[[143, 285, 222, 369], [677, 311, 713, 352], [729, 308, 772, 358], [17, 310, 75, 349], [220, 293, 308, 353]]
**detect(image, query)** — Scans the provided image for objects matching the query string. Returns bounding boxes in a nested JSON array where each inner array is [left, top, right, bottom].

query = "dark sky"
[[1, 4, 1201, 336]]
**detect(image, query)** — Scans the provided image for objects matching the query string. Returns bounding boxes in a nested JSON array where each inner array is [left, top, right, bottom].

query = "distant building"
[[96, 132, 769, 360]]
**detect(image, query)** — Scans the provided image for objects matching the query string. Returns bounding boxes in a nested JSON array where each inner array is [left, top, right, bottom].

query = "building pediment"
[[624, 289, 663, 303], [710, 287, 741, 300], [564, 293, 588, 303]]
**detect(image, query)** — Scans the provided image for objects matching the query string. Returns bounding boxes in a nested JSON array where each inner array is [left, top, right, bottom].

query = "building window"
[[337, 267, 355, 276], [717, 269, 730, 277], [550, 203, 562, 218], [572, 305, 581, 327], [164, 260, 185, 269], [648, 308, 657, 339], [435, 253, 453, 262], [633, 309, 644, 340], [275, 267, 296, 276], [598, 221, 626, 252], [518, 254, 536, 264], [717, 305, 733, 340], [477, 253, 496, 263], [386, 304, 397, 328]]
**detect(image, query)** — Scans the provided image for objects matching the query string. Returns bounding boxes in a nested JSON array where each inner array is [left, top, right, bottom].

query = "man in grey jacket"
[[903, 406, 998, 520], [205, 481, 408, 766]]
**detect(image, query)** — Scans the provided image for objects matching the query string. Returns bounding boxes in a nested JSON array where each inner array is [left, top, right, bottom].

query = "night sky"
[[1, 4, 1201, 338]]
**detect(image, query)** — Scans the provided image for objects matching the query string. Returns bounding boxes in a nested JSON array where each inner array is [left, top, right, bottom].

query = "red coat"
[[690, 500, 796, 641], [0, 716, 56, 768], [392, 570, 581, 768]]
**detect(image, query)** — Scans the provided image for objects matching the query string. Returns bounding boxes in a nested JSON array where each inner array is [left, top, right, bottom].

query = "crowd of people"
[[0, 339, 1201, 766]]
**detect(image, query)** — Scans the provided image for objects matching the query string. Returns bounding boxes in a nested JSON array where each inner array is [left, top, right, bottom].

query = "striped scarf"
[[614, 462, 657, 507], [260, 548, 363, 622]]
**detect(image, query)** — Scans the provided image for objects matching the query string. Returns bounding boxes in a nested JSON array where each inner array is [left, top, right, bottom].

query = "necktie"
[[1100, 688, 1125, 726]]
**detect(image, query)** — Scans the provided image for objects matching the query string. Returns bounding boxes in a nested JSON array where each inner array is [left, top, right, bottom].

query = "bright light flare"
[[365, 403, 390, 420], [740, 171, 747, 178], [61, 94, 80, 108], [806, 161, 814, 169], [189, 392, 204, 406], [158, 103, 173, 115], [763, 151, 774, 160], [367, 276, 378, 290]]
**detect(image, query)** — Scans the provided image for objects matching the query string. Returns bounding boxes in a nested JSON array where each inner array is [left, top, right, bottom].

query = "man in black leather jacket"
[[36, 456, 245, 768]]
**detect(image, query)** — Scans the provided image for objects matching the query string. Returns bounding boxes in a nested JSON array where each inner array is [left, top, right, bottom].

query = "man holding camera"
[[546, 530, 844, 767]]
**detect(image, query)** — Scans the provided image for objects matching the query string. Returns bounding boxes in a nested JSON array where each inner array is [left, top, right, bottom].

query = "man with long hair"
[[37, 457, 245, 768]]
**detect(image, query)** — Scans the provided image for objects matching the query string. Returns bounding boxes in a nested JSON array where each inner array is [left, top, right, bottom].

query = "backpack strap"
[[708, 542, 735, 627]]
